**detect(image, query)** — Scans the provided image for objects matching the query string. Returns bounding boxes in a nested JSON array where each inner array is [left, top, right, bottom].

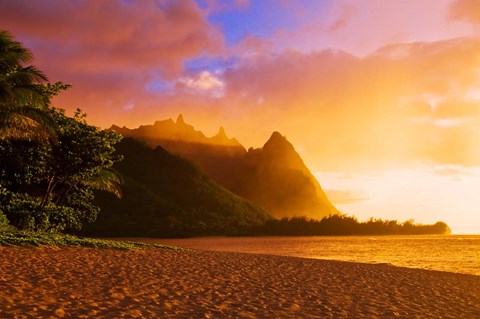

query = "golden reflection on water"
[[141, 235, 480, 276]]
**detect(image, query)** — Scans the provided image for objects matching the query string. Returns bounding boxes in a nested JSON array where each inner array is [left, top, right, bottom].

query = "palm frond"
[[0, 30, 33, 67], [82, 169, 123, 199], [0, 108, 56, 142], [0, 30, 54, 142], [0, 67, 48, 107]]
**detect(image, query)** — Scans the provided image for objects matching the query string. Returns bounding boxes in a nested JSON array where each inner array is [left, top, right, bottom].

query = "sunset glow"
[[2, 0, 479, 233]]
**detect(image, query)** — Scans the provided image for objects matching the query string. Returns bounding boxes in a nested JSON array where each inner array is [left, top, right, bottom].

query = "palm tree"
[[81, 168, 123, 199], [0, 30, 55, 140], [50, 168, 123, 208]]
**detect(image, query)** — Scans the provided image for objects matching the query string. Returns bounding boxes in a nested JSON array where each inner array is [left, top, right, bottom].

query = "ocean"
[[142, 235, 480, 276]]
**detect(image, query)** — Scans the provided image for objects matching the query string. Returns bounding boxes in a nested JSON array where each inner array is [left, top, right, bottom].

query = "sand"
[[0, 246, 478, 319]]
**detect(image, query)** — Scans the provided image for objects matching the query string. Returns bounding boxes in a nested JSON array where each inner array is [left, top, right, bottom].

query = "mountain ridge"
[[110, 116, 339, 219], [110, 114, 243, 148]]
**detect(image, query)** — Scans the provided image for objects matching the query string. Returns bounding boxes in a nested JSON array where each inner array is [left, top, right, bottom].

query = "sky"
[[1, 0, 479, 233]]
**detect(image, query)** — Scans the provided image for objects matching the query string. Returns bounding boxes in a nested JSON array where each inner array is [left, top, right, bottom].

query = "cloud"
[[449, 0, 480, 25], [259, 0, 470, 56], [218, 38, 480, 170], [51, 36, 480, 171], [229, 34, 274, 57], [0, 0, 224, 76], [326, 4, 356, 33], [203, 0, 250, 13], [178, 70, 225, 97]]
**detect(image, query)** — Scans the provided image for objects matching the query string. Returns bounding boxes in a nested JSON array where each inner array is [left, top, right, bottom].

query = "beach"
[[0, 246, 479, 318]]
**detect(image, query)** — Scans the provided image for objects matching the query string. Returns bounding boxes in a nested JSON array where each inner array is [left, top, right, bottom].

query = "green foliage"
[[0, 108, 122, 232], [0, 228, 179, 250], [0, 182, 87, 232], [0, 187, 38, 230], [0, 210, 9, 229], [85, 138, 272, 237], [244, 215, 451, 236]]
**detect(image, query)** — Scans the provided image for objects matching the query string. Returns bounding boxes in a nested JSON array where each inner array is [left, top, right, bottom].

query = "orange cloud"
[[45, 36, 480, 173], [217, 38, 480, 170], [449, 0, 480, 24], [51, 37, 480, 172]]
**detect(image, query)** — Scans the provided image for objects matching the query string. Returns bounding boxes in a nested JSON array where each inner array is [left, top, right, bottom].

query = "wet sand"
[[0, 246, 479, 318]]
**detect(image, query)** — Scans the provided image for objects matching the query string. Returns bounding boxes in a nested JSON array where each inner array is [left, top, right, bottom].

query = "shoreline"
[[1, 246, 479, 318], [114, 235, 480, 277]]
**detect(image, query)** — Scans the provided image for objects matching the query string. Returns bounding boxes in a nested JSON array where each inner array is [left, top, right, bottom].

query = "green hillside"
[[82, 138, 272, 237], [111, 117, 339, 219]]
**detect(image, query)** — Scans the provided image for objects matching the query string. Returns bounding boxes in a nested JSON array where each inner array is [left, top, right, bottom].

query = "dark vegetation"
[[243, 215, 451, 236], [84, 138, 272, 237], [0, 108, 122, 232]]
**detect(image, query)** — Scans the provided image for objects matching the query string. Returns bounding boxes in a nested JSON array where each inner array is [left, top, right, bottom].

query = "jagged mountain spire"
[[109, 115, 243, 147], [218, 126, 227, 137], [176, 114, 185, 125]]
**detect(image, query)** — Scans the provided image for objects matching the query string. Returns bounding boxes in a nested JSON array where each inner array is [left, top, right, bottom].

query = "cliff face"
[[110, 116, 338, 219]]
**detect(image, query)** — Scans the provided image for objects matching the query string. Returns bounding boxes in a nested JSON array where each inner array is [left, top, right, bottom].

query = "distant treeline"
[[242, 215, 451, 236]]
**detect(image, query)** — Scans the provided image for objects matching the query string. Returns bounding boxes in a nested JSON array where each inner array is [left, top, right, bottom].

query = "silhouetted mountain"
[[111, 114, 245, 162], [235, 131, 338, 218], [111, 114, 243, 148], [110, 117, 338, 219], [83, 138, 271, 237]]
